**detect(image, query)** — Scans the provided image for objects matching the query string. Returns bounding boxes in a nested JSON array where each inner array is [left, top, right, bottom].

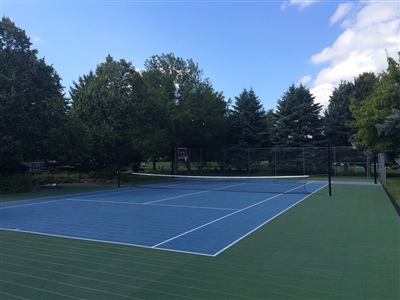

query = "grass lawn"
[[385, 170, 400, 207]]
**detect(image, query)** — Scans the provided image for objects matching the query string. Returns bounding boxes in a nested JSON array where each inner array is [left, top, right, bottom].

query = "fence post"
[[328, 142, 332, 196], [248, 148, 250, 176], [200, 148, 203, 175], [333, 146, 336, 177], [373, 153, 377, 184]]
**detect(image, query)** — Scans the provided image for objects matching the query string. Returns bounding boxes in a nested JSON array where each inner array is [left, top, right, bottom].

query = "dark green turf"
[[1, 184, 399, 299]]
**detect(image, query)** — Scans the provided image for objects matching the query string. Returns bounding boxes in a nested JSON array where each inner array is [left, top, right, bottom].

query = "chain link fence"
[[161, 146, 372, 178]]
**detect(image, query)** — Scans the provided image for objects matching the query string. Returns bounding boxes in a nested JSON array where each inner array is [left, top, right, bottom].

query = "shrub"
[[0, 175, 32, 193], [88, 170, 115, 180]]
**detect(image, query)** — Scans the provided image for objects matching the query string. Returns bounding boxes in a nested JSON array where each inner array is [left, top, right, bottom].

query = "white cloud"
[[281, 0, 318, 10], [354, 1, 399, 30], [306, 0, 400, 109], [329, 2, 354, 26], [298, 75, 312, 85], [314, 50, 377, 86], [310, 83, 334, 109], [31, 36, 42, 44]]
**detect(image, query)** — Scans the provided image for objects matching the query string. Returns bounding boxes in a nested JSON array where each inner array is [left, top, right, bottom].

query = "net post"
[[328, 141, 332, 196], [171, 147, 177, 175]]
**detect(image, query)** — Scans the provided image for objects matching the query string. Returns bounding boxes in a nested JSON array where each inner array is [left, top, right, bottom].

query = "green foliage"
[[142, 53, 229, 155], [0, 17, 69, 174], [30, 171, 117, 183], [229, 88, 270, 148], [350, 53, 400, 154], [5, 18, 400, 180], [324, 81, 356, 146], [273, 84, 323, 147], [88, 170, 115, 180], [376, 109, 400, 153], [385, 170, 400, 206], [0, 175, 32, 193], [70, 55, 150, 169], [353, 72, 378, 102]]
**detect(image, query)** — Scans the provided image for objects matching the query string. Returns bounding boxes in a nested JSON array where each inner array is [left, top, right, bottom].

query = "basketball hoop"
[[177, 147, 188, 161]]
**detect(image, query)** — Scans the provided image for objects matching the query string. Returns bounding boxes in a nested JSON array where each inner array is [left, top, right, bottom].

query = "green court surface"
[[1, 183, 399, 299]]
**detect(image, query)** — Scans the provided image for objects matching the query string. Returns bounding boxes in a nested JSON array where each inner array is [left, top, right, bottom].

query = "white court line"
[[213, 182, 328, 256], [66, 198, 236, 211], [2, 181, 326, 257], [0, 187, 136, 209], [144, 183, 246, 205], [66, 198, 140, 205], [0, 228, 215, 257], [71, 188, 138, 198], [144, 190, 211, 204], [149, 203, 238, 211], [0, 199, 66, 210], [152, 183, 308, 248]]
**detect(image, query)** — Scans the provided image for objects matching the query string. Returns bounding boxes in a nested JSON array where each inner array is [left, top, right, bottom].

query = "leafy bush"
[[88, 171, 115, 180], [0, 175, 32, 193], [30, 172, 88, 183]]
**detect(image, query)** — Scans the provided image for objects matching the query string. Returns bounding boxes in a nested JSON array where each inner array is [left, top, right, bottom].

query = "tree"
[[273, 84, 323, 147], [70, 55, 151, 170], [353, 72, 378, 103], [0, 17, 69, 173], [350, 52, 400, 154], [229, 88, 270, 148], [272, 84, 324, 174], [142, 53, 229, 154], [324, 81, 356, 146], [376, 109, 400, 153]]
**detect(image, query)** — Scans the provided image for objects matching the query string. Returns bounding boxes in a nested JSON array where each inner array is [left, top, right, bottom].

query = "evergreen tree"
[[324, 81, 356, 146], [272, 84, 324, 174], [230, 88, 269, 148], [274, 84, 323, 147]]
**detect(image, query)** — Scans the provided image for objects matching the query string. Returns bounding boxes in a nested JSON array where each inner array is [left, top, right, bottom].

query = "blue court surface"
[[0, 179, 326, 256]]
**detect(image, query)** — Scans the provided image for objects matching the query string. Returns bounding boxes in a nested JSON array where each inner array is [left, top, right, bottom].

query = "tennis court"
[[0, 177, 326, 256], [1, 180, 399, 299]]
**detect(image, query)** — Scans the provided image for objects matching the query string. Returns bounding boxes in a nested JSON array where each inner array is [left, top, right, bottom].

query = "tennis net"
[[131, 172, 318, 194]]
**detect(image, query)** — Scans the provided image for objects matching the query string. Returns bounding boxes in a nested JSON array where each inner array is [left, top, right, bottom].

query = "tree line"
[[1, 17, 399, 175]]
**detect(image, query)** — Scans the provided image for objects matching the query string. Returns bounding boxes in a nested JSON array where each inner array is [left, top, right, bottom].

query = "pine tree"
[[274, 84, 322, 147], [230, 88, 269, 148], [272, 84, 323, 175], [324, 81, 355, 146]]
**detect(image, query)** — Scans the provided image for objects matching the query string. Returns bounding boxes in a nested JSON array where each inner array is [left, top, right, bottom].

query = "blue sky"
[[1, 0, 399, 111]]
